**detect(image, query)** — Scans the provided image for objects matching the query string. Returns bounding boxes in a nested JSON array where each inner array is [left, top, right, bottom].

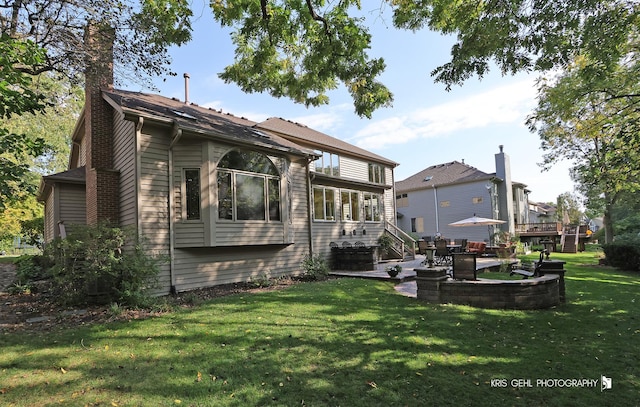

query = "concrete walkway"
[[329, 255, 518, 298]]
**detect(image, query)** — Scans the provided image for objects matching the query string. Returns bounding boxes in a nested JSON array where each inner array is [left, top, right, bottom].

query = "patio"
[[329, 255, 518, 297]]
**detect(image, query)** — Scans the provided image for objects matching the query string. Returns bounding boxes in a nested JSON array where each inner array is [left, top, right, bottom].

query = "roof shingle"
[[395, 161, 493, 192]]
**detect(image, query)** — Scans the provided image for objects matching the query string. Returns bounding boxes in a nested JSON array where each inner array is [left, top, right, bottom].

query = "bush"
[[602, 234, 640, 272], [46, 223, 163, 306], [300, 253, 329, 280], [14, 254, 52, 282]]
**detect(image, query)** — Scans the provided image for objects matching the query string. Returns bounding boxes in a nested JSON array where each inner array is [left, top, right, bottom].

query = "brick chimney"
[[84, 21, 119, 225]]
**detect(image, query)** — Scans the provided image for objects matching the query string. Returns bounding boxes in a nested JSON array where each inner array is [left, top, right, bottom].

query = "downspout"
[[168, 123, 183, 294], [306, 161, 315, 255], [135, 117, 144, 238], [433, 185, 439, 233]]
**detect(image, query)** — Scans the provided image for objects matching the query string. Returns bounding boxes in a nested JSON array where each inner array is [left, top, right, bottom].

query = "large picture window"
[[341, 191, 360, 221], [364, 192, 382, 222], [313, 187, 336, 221], [217, 150, 281, 222]]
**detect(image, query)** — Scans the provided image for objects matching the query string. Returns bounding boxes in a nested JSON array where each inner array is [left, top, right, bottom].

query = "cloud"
[[288, 103, 351, 132], [353, 78, 538, 149]]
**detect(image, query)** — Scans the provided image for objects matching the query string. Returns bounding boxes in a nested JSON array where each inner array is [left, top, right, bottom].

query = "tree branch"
[[305, 0, 330, 37]]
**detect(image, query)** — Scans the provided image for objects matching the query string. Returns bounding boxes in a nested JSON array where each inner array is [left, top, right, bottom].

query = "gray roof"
[[395, 161, 494, 193], [42, 166, 86, 183], [38, 166, 86, 202], [255, 117, 398, 167], [103, 89, 316, 158]]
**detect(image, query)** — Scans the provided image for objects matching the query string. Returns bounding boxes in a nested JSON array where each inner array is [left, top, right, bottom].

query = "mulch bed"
[[0, 262, 303, 334]]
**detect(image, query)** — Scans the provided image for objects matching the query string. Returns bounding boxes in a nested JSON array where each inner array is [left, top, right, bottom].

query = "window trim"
[[368, 163, 386, 184], [183, 168, 201, 221], [313, 151, 340, 177], [340, 190, 360, 222], [363, 192, 382, 223], [313, 186, 336, 222], [216, 150, 282, 223]]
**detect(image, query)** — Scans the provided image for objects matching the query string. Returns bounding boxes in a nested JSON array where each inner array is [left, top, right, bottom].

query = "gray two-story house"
[[395, 146, 529, 244]]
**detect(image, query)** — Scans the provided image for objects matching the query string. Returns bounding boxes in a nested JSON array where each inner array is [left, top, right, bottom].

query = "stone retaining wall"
[[415, 267, 560, 310]]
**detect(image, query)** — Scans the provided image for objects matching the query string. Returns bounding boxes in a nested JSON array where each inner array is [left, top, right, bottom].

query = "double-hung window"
[[368, 163, 385, 184], [313, 187, 336, 221], [363, 192, 382, 222], [341, 191, 360, 221], [216, 150, 281, 222]]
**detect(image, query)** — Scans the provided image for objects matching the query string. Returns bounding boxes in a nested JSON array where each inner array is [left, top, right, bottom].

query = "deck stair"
[[561, 225, 579, 253], [385, 221, 416, 261]]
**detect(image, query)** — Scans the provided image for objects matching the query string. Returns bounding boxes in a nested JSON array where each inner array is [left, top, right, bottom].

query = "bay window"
[[216, 150, 281, 222]]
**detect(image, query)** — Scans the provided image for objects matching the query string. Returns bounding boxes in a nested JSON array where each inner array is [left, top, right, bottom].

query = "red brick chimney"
[[84, 21, 119, 225]]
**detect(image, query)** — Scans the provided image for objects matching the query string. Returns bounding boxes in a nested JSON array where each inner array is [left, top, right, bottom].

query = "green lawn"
[[1, 251, 638, 406]]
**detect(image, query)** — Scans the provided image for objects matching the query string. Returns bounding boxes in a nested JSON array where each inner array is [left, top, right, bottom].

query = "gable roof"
[[395, 161, 494, 193], [38, 166, 86, 201], [103, 89, 317, 158], [255, 117, 398, 167]]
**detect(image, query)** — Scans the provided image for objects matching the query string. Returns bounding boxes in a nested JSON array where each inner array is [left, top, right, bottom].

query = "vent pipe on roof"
[[183, 73, 190, 104]]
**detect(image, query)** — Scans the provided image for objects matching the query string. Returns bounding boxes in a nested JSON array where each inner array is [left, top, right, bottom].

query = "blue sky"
[[124, 3, 575, 204]]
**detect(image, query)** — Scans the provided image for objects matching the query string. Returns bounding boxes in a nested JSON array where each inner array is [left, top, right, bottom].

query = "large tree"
[[1, 0, 192, 208], [527, 43, 640, 243], [211, 1, 639, 117], [0, 35, 48, 209], [1, 0, 192, 85]]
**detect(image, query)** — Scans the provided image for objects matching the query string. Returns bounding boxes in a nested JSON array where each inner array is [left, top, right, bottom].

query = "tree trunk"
[[603, 204, 615, 244]]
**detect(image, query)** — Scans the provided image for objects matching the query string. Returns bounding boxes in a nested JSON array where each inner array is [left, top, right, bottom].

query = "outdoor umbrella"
[[448, 214, 506, 245], [448, 214, 506, 227]]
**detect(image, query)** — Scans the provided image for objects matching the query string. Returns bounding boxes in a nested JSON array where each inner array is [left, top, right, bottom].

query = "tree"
[[0, 35, 48, 209], [527, 45, 640, 243], [1, 0, 192, 86], [2, 0, 192, 208], [555, 192, 583, 225], [210, 1, 639, 116], [4, 76, 84, 176]]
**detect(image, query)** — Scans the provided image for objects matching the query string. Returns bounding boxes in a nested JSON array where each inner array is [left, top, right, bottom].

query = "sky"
[[123, 3, 575, 204]]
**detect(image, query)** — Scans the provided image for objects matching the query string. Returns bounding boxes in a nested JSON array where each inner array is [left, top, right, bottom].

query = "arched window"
[[217, 150, 281, 221]]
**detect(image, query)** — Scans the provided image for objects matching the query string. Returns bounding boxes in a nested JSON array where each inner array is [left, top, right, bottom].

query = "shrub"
[[602, 234, 640, 272], [14, 254, 51, 282], [46, 223, 163, 306], [300, 253, 329, 280]]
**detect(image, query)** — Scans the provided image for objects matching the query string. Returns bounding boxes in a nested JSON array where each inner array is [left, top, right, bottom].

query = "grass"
[[1, 250, 638, 406]]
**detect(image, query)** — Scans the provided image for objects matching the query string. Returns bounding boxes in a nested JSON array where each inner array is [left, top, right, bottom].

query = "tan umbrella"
[[448, 214, 506, 245], [448, 214, 506, 227]]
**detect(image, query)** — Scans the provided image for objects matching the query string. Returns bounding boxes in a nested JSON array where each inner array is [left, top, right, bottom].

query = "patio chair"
[[452, 252, 477, 280], [510, 250, 547, 279], [417, 239, 429, 255], [455, 238, 468, 252], [434, 239, 451, 265]]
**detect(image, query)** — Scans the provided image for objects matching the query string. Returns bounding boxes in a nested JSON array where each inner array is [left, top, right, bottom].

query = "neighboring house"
[[528, 201, 557, 224], [395, 146, 530, 243], [38, 26, 398, 294]]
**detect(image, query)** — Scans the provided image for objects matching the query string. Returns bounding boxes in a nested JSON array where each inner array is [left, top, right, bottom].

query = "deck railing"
[[514, 222, 563, 234], [385, 220, 416, 259]]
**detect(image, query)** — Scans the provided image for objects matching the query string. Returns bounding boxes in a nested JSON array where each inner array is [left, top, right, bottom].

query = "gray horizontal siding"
[[113, 111, 137, 227], [138, 126, 171, 294]]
